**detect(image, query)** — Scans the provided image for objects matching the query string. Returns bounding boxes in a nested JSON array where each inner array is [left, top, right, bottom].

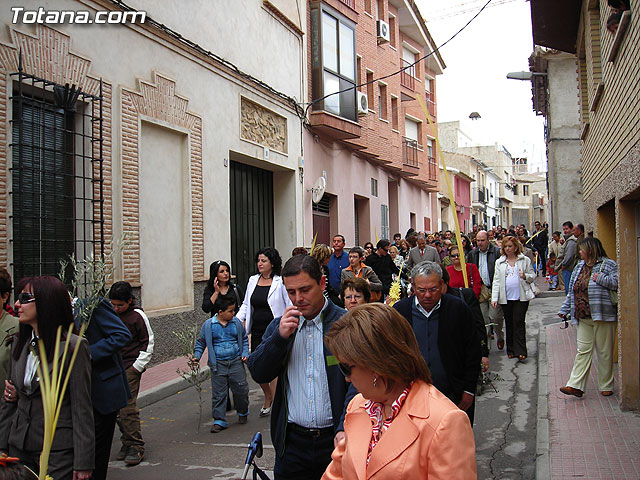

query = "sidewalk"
[[138, 356, 210, 409], [538, 321, 640, 479]]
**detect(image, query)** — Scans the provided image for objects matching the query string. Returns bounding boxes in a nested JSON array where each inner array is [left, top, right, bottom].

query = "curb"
[[138, 366, 211, 409], [536, 291, 565, 298], [536, 327, 551, 480]]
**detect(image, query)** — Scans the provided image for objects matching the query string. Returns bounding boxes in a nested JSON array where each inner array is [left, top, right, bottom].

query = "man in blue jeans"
[[560, 221, 579, 294]]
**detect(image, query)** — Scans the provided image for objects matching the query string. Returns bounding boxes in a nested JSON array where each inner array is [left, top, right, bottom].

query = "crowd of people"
[[0, 216, 619, 480]]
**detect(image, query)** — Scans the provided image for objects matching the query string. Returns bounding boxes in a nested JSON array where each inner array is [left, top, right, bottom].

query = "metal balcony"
[[403, 138, 420, 167], [401, 60, 415, 90]]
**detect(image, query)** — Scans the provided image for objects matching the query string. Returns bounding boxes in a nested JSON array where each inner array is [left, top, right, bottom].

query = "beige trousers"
[[567, 317, 616, 392]]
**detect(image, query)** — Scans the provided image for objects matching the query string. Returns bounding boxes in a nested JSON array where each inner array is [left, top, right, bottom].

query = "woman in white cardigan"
[[491, 235, 536, 360], [237, 247, 291, 416]]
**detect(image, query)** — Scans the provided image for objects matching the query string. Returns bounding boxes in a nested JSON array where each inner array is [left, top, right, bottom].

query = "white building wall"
[[0, 0, 305, 318]]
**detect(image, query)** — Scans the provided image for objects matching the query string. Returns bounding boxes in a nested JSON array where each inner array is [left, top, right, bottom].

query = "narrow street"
[[107, 294, 565, 480], [474, 295, 564, 480]]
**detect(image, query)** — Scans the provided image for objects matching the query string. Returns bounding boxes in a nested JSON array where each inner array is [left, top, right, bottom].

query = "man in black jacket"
[[393, 261, 481, 425], [365, 239, 400, 296], [531, 221, 549, 275], [466, 230, 505, 350]]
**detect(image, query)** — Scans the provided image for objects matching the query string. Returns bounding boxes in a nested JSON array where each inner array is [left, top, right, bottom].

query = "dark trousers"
[[93, 409, 118, 480], [502, 300, 529, 357], [274, 425, 334, 480], [10, 446, 73, 480], [117, 366, 144, 452]]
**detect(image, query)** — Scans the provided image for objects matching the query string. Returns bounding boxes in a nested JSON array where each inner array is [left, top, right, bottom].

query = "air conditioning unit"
[[377, 20, 390, 43], [357, 91, 369, 116]]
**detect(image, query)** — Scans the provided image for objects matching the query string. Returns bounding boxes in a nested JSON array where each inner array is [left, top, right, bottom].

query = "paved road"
[[107, 293, 566, 480], [108, 374, 275, 479], [474, 294, 565, 480]]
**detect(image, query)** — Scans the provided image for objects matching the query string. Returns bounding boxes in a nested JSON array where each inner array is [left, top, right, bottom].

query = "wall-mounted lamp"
[[506, 71, 548, 81]]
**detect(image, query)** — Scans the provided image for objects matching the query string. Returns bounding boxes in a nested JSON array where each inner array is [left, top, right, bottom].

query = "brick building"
[[303, 0, 444, 246], [531, 0, 640, 409]]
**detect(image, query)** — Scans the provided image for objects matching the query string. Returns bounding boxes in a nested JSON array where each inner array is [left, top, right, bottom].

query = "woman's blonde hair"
[[388, 245, 399, 255], [325, 303, 431, 392], [500, 235, 523, 256], [311, 244, 332, 265], [578, 237, 608, 264]]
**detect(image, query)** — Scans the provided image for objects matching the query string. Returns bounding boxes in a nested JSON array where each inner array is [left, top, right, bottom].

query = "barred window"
[[10, 66, 104, 283]]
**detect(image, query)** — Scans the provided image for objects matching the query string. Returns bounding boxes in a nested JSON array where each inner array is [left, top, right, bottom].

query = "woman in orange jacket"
[[322, 304, 477, 480]]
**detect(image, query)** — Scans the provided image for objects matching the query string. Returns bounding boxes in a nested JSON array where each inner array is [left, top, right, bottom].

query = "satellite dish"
[[311, 176, 326, 204]]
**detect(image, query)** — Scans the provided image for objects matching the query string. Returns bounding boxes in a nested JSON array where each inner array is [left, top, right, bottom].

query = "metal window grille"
[[9, 59, 104, 284]]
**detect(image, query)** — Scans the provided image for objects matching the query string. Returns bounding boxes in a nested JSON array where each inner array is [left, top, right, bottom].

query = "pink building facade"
[[303, 0, 445, 246]]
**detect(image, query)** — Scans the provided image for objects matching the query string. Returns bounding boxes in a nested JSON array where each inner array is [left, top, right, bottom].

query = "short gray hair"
[[410, 261, 442, 282], [417, 234, 427, 241]]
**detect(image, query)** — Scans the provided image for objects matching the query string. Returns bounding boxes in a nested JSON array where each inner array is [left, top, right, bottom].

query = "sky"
[[415, 0, 547, 173]]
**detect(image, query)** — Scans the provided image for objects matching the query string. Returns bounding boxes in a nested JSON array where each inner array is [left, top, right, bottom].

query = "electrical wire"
[[105, 0, 492, 125], [105, 0, 306, 119], [303, 0, 494, 119]]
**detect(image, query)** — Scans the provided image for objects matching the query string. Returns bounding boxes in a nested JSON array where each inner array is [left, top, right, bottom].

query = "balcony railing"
[[401, 60, 415, 90], [428, 156, 438, 181], [338, 0, 355, 8], [403, 138, 420, 167], [425, 91, 436, 117]]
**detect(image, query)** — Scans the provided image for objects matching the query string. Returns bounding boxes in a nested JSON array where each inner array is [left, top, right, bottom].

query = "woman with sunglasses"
[[0, 276, 94, 480], [322, 304, 477, 479], [446, 246, 482, 299], [202, 260, 243, 315]]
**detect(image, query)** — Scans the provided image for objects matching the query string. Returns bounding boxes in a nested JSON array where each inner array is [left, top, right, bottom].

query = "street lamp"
[[506, 71, 548, 81]]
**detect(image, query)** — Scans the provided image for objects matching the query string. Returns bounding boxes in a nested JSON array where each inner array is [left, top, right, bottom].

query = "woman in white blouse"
[[491, 236, 535, 360], [237, 247, 291, 416]]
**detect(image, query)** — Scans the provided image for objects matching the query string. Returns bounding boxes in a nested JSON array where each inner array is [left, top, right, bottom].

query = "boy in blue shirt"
[[191, 296, 249, 432]]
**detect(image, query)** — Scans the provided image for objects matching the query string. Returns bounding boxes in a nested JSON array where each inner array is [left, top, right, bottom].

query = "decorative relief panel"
[[241, 97, 288, 154]]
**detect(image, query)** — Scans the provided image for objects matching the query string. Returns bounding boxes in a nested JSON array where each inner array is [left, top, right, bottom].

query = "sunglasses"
[[18, 292, 36, 304], [450, 254, 460, 258], [338, 363, 354, 377]]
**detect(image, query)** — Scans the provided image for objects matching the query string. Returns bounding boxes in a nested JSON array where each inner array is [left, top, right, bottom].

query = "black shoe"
[[116, 445, 129, 461], [124, 450, 144, 466], [238, 415, 248, 424]]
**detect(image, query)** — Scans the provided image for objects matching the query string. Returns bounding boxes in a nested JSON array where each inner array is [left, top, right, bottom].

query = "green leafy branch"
[[173, 320, 207, 433]]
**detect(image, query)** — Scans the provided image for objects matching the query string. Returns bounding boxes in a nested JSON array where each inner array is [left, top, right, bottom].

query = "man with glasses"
[[393, 261, 481, 425], [466, 230, 505, 350]]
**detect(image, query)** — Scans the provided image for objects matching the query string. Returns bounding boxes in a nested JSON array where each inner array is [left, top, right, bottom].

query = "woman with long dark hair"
[[0, 276, 94, 480], [237, 247, 291, 416], [202, 261, 243, 315]]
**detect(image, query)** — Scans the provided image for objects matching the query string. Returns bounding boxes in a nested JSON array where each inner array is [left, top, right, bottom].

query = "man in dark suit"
[[394, 261, 481, 424], [365, 239, 401, 296], [248, 255, 355, 480], [406, 234, 440, 271], [79, 299, 131, 480], [466, 230, 505, 350]]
